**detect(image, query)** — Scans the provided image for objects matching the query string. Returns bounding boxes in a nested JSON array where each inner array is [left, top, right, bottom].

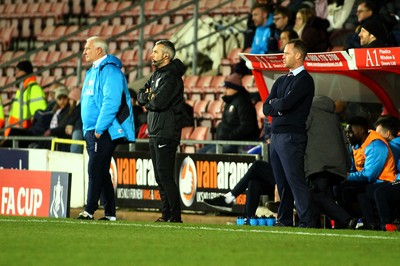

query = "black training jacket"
[[137, 59, 186, 141]]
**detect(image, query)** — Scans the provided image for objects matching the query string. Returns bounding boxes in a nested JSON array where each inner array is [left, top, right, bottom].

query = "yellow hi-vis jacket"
[[5, 76, 47, 136]]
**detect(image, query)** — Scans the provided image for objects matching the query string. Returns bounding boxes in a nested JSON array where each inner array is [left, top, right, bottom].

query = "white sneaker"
[[76, 211, 94, 220], [99, 216, 116, 221]]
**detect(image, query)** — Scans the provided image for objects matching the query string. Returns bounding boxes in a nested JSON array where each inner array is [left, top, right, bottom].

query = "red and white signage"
[[0, 169, 71, 218], [349, 47, 400, 70]]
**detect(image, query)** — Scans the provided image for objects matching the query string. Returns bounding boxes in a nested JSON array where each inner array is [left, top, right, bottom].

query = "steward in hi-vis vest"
[[5, 61, 47, 136]]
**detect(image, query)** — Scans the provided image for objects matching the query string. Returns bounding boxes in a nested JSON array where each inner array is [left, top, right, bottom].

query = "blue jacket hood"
[[99, 54, 123, 70]]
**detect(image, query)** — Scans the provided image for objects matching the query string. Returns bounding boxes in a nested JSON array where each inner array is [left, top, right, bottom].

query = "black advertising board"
[[113, 151, 258, 214]]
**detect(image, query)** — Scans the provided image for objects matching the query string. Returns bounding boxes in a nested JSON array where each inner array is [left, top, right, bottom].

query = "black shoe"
[[76, 211, 94, 220], [203, 196, 233, 212], [266, 201, 280, 213], [274, 221, 286, 227], [155, 217, 168, 222], [347, 218, 358, 230], [170, 219, 183, 223], [98, 216, 116, 221]]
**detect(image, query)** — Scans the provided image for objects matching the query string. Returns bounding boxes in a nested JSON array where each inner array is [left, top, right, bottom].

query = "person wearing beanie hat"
[[16, 60, 33, 74], [223, 72, 246, 93], [4, 60, 47, 137], [197, 73, 259, 154], [359, 21, 389, 47]]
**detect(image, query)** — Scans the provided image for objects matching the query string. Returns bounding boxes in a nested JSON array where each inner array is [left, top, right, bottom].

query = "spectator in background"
[[26, 86, 72, 151], [4, 60, 47, 137], [250, 3, 277, 54], [244, 0, 276, 50], [279, 29, 299, 51], [315, 0, 328, 19], [327, 0, 356, 31], [279, 0, 305, 19], [305, 96, 357, 229], [272, 7, 293, 51], [294, 7, 330, 52], [197, 73, 259, 154], [128, 88, 146, 138], [235, 3, 276, 75], [45, 82, 64, 112], [43, 86, 70, 139], [65, 87, 83, 153], [359, 21, 389, 47], [344, 0, 379, 50]]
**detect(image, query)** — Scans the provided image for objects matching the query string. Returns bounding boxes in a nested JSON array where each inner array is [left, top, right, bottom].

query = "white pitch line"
[[0, 218, 398, 240]]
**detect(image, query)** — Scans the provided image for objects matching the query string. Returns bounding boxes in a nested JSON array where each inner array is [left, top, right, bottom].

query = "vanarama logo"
[[179, 156, 197, 207]]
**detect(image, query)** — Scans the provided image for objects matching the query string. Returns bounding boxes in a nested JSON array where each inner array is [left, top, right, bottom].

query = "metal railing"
[[0, 135, 268, 159]]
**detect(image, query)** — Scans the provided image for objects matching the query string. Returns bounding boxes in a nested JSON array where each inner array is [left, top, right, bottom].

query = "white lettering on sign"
[[254, 56, 272, 69], [365, 49, 380, 67], [217, 162, 250, 190], [1, 187, 42, 216]]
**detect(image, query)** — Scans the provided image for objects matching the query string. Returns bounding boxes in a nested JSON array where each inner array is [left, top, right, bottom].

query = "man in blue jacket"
[[137, 40, 186, 223], [77, 36, 135, 221]]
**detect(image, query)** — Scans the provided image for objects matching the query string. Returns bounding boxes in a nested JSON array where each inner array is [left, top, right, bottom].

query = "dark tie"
[[281, 72, 294, 89]]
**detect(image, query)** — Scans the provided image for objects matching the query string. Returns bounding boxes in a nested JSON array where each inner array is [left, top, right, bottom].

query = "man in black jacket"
[[137, 40, 186, 223], [263, 39, 315, 227]]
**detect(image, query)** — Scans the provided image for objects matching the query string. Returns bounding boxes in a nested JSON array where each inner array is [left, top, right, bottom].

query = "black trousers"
[[231, 160, 275, 217], [149, 137, 181, 221], [308, 172, 352, 227], [375, 181, 400, 227], [85, 130, 117, 216], [357, 182, 390, 228], [270, 133, 314, 227], [335, 181, 368, 219]]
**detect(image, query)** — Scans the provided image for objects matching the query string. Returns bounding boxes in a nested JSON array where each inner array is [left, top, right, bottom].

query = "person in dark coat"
[[137, 40, 186, 223], [305, 95, 357, 229], [344, 0, 380, 50], [294, 7, 330, 52], [197, 73, 259, 154], [263, 39, 315, 228]]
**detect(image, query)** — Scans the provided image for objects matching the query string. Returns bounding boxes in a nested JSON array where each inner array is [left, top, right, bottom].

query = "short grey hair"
[[87, 36, 108, 55], [155, 39, 175, 59]]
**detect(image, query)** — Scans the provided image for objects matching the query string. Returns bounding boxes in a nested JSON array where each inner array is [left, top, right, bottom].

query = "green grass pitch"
[[1, 216, 400, 265]]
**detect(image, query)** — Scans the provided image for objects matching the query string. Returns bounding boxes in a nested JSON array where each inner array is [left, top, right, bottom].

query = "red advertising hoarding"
[[0, 169, 71, 218], [240, 47, 400, 117]]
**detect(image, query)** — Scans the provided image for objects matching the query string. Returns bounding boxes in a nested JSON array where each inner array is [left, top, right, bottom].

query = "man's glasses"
[[356, 9, 368, 14]]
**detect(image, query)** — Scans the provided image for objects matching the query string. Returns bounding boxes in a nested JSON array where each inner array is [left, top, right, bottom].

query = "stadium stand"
[[0, 0, 257, 145]]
